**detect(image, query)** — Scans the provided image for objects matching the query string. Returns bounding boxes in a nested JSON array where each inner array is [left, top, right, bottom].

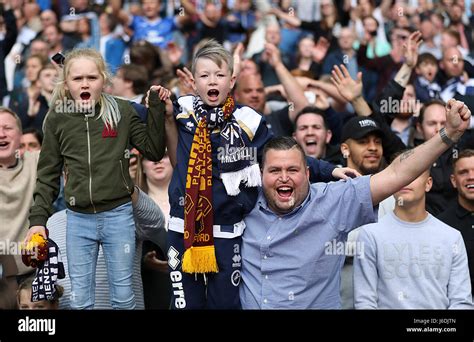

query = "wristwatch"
[[439, 127, 456, 146]]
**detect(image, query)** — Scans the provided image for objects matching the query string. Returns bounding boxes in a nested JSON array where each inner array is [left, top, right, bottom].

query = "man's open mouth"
[[305, 139, 317, 147], [80, 92, 91, 100], [277, 186, 293, 198], [0, 141, 9, 149]]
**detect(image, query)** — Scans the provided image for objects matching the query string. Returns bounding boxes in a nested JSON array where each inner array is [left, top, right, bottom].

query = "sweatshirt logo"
[[102, 124, 117, 138]]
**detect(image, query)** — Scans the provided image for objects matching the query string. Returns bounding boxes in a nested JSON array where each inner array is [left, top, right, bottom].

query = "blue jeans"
[[66, 202, 136, 309]]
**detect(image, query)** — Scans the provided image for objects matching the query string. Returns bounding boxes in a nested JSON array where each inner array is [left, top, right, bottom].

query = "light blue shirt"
[[240, 176, 376, 309]]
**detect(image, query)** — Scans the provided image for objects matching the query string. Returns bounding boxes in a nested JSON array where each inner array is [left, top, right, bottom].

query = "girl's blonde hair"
[[49, 48, 121, 128]]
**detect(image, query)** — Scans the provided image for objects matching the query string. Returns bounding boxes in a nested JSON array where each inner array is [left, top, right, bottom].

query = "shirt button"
[[265, 275, 269, 279], [267, 235, 271, 240], [263, 299, 268, 304], [263, 255, 267, 259], [278, 217, 282, 221]]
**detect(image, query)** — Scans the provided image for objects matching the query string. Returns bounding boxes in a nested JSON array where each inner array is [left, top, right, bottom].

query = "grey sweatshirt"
[[354, 211, 473, 309]]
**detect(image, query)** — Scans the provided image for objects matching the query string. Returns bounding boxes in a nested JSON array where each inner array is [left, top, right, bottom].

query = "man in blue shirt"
[[240, 99, 471, 309]]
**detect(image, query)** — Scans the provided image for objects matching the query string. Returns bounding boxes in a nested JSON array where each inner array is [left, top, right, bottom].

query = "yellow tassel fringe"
[[182, 246, 219, 273]]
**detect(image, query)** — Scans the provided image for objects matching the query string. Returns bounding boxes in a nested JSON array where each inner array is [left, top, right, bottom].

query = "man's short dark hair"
[[418, 99, 445, 124], [22, 127, 43, 146], [294, 106, 329, 130], [261, 136, 307, 169], [453, 149, 474, 169]]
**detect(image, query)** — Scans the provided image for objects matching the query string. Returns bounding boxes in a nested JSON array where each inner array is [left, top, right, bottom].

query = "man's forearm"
[[351, 96, 372, 117], [371, 132, 450, 204], [314, 81, 347, 105], [394, 64, 413, 88]]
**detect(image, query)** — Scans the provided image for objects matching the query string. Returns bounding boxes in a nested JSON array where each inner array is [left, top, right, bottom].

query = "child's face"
[[65, 57, 105, 110], [39, 68, 58, 93], [192, 58, 236, 107], [416, 61, 438, 82], [18, 289, 56, 310]]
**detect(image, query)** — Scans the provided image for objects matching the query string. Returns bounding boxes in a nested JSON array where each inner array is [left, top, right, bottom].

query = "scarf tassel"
[[221, 163, 262, 196], [182, 246, 219, 273]]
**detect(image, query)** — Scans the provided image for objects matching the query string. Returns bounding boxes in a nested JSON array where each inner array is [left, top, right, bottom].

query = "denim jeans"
[[66, 202, 136, 309]]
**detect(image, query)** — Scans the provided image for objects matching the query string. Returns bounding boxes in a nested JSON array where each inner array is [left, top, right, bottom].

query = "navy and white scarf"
[[31, 239, 65, 302], [192, 95, 261, 196]]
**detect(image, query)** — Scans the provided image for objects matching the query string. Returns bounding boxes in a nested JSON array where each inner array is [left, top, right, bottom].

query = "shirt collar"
[[456, 201, 472, 218]]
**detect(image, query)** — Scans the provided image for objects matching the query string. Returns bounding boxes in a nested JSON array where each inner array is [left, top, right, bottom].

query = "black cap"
[[341, 117, 384, 142]]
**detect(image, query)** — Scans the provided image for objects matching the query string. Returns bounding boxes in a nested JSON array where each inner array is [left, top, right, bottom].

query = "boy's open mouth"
[[80, 92, 91, 100], [207, 89, 219, 101]]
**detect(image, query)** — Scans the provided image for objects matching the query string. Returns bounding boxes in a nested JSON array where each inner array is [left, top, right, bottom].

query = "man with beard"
[[340, 117, 384, 175], [438, 149, 474, 295]]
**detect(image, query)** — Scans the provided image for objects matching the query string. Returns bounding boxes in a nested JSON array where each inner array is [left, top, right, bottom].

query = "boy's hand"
[[332, 167, 362, 180], [143, 251, 169, 273], [403, 31, 422, 68], [146, 86, 173, 117], [331, 64, 363, 102]]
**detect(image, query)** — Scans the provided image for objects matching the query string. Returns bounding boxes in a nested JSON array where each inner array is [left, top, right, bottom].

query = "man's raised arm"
[[370, 99, 471, 205]]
